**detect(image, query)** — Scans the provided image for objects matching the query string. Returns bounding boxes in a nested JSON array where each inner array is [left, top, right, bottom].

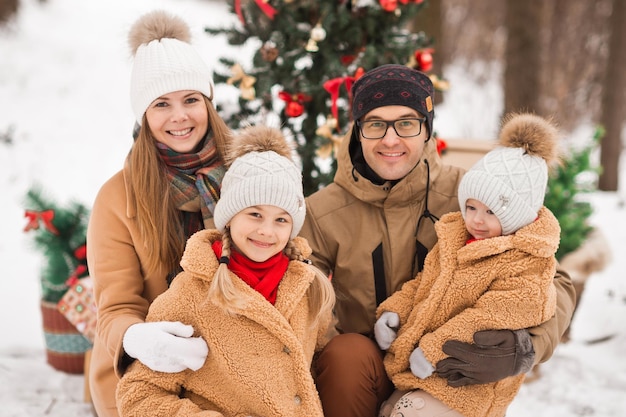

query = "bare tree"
[[503, 0, 547, 117], [441, 0, 505, 64], [542, 0, 610, 132], [444, 0, 611, 131], [411, 0, 444, 74], [410, 0, 446, 105], [0, 0, 19, 24], [598, 0, 626, 191]]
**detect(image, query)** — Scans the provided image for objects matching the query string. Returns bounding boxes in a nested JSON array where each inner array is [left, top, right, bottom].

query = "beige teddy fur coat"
[[116, 229, 332, 417], [378, 207, 560, 417]]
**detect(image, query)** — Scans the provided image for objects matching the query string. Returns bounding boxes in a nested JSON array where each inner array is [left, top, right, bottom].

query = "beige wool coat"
[[378, 207, 560, 417], [116, 229, 332, 417], [87, 166, 214, 417]]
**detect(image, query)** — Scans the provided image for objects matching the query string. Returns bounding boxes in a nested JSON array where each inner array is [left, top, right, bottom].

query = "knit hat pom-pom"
[[225, 125, 294, 166], [214, 125, 305, 239], [499, 113, 560, 165], [128, 10, 191, 55]]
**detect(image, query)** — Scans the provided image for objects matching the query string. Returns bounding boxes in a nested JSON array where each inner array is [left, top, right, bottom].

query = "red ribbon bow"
[[65, 265, 88, 287], [65, 244, 89, 286], [323, 78, 345, 124], [235, 0, 277, 25], [278, 91, 312, 118], [323, 67, 364, 126], [23, 209, 60, 235]]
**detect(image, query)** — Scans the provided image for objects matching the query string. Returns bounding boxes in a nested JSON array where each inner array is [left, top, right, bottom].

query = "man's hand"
[[435, 329, 534, 387]]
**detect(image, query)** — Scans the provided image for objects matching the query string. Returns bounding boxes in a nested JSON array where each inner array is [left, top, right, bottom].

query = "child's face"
[[228, 205, 293, 262], [464, 198, 502, 239]]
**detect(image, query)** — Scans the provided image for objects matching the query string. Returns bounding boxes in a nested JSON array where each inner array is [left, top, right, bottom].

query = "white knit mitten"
[[123, 321, 208, 373], [374, 311, 400, 350], [409, 347, 435, 379]]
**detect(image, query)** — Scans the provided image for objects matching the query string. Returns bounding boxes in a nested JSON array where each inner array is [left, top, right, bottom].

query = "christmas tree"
[[206, 0, 439, 195], [23, 186, 90, 302], [544, 127, 602, 260]]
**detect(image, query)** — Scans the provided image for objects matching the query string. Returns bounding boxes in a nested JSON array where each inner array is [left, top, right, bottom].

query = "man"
[[300, 64, 576, 417]]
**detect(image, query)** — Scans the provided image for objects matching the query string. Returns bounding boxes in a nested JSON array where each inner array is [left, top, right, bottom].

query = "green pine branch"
[[545, 126, 603, 259], [23, 185, 90, 302]]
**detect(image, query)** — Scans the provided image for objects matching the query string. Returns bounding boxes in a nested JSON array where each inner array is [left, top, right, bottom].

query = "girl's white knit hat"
[[458, 113, 560, 235], [214, 126, 305, 239], [128, 10, 214, 124]]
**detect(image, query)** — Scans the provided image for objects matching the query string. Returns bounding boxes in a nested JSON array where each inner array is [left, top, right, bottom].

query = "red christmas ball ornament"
[[436, 137, 447, 155], [278, 91, 311, 118], [74, 244, 87, 260], [340, 55, 356, 66], [415, 48, 434, 72], [379, 0, 398, 13], [286, 101, 305, 118]]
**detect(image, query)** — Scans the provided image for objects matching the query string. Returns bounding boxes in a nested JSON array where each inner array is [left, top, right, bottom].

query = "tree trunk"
[[598, 0, 626, 191], [411, 0, 443, 74], [0, 0, 18, 24], [411, 0, 444, 104], [504, 0, 545, 116]]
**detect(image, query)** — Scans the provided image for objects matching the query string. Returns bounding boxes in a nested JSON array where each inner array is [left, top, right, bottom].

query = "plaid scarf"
[[157, 130, 226, 227]]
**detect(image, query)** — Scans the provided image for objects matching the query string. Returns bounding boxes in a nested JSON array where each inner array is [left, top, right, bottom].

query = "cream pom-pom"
[[128, 10, 191, 55], [225, 126, 294, 167], [499, 113, 561, 165]]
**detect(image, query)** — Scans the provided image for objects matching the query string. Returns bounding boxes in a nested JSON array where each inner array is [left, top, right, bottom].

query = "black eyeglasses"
[[356, 118, 426, 139]]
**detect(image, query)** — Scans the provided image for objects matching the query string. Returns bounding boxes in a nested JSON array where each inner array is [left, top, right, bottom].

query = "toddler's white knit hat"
[[214, 126, 305, 239], [458, 113, 560, 235], [128, 10, 214, 124]]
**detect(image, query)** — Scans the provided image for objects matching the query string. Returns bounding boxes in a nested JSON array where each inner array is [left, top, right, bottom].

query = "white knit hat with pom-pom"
[[458, 113, 560, 235], [128, 10, 214, 124], [214, 126, 305, 239]]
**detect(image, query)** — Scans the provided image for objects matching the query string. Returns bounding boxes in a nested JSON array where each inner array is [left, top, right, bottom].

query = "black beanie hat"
[[351, 64, 435, 138]]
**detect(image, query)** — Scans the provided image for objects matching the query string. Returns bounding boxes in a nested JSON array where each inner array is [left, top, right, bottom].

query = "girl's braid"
[[284, 239, 305, 262], [220, 228, 233, 263]]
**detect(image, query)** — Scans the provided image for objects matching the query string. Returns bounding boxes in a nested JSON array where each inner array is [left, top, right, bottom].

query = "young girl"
[[87, 10, 233, 417], [374, 113, 561, 417], [116, 125, 336, 417]]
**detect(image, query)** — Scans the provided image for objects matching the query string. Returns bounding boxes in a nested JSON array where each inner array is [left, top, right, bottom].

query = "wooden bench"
[[439, 138, 496, 170]]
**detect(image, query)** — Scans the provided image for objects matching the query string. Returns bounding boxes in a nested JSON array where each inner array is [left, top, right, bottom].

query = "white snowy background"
[[1, 0, 625, 416]]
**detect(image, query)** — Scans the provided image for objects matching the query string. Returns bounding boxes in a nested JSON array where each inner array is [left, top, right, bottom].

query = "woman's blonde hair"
[[127, 96, 231, 275], [209, 229, 335, 327]]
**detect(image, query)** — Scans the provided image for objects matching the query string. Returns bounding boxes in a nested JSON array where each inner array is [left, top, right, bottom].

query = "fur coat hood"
[[117, 229, 332, 417]]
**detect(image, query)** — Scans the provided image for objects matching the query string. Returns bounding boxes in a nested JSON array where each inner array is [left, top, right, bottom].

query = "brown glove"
[[435, 329, 535, 387]]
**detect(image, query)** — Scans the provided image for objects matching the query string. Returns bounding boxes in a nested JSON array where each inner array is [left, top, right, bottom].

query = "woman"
[[86, 10, 232, 417]]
